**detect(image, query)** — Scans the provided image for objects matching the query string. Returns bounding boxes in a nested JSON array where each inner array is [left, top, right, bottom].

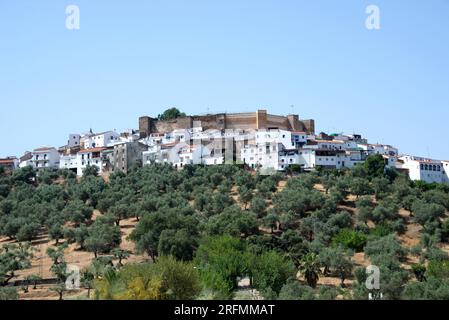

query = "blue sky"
[[1, 0, 448, 159]]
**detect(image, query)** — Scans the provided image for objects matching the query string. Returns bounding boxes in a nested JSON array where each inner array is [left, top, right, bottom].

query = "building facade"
[[30, 147, 60, 170]]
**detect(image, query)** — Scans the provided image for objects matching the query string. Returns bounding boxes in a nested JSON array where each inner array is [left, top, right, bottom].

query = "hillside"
[[1, 160, 449, 300]]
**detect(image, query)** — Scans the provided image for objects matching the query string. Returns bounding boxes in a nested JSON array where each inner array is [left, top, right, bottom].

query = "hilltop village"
[[1, 109, 448, 185]]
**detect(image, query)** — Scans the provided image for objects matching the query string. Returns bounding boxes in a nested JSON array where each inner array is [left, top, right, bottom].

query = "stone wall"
[[139, 110, 315, 136]]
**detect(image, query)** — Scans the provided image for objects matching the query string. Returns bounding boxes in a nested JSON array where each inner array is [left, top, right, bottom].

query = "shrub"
[[332, 229, 367, 252]]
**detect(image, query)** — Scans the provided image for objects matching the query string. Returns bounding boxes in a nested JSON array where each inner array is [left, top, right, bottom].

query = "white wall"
[[68, 134, 81, 148], [84, 131, 120, 149], [31, 149, 60, 169], [443, 162, 449, 184], [59, 155, 78, 170]]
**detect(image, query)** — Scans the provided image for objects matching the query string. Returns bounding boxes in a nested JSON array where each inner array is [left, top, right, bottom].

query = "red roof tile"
[[78, 147, 109, 154]]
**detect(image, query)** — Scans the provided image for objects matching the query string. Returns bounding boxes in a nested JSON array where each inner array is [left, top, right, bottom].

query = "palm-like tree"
[[299, 253, 321, 288]]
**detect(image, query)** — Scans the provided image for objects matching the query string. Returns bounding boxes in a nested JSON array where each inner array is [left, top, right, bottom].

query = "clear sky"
[[1, 0, 448, 159]]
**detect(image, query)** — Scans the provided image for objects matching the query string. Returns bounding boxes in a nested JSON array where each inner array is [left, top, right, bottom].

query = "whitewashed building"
[[305, 139, 346, 151], [68, 134, 81, 148], [0, 157, 19, 171], [397, 156, 444, 184], [359, 144, 398, 156], [255, 129, 295, 149], [442, 161, 449, 184], [76, 147, 111, 176], [83, 131, 120, 149], [241, 143, 281, 171], [30, 147, 60, 170], [59, 155, 78, 173]]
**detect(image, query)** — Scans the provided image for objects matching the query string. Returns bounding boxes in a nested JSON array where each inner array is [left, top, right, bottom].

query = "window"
[[420, 164, 424, 170]]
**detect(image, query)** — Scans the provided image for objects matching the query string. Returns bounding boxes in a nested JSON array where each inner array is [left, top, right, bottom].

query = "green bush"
[[332, 229, 367, 252]]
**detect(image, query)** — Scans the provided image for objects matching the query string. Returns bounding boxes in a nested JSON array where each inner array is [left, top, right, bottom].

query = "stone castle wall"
[[139, 110, 315, 138]]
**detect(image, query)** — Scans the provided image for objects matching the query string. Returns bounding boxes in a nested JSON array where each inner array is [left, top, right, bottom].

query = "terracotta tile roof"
[[0, 159, 16, 164], [78, 147, 108, 154]]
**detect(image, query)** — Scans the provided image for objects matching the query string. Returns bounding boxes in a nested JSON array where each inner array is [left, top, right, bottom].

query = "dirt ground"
[[0, 214, 147, 300]]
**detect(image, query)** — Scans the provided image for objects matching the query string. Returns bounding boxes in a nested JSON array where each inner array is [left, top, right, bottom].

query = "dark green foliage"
[[364, 234, 407, 260], [411, 264, 426, 282], [332, 229, 367, 252], [278, 281, 315, 300], [131, 209, 199, 261], [205, 206, 259, 238], [1, 161, 449, 300], [194, 236, 249, 298], [412, 200, 446, 226], [403, 277, 449, 299], [85, 216, 121, 258], [82, 165, 99, 177], [364, 154, 386, 178], [251, 251, 295, 294], [157, 107, 186, 121], [0, 287, 18, 300]]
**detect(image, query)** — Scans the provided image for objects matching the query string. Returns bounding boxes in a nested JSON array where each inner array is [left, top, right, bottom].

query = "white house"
[[397, 156, 444, 184], [294, 149, 350, 170], [171, 144, 211, 168], [59, 155, 78, 173], [255, 129, 295, 149], [18, 152, 33, 168], [68, 134, 81, 148], [83, 131, 120, 149], [76, 147, 111, 176], [291, 132, 310, 148], [0, 157, 19, 171], [305, 139, 346, 151], [142, 142, 176, 165], [30, 147, 60, 170], [241, 143, 281, 171], [278, 149, 301, 170], [441, 161, 449, 184]]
